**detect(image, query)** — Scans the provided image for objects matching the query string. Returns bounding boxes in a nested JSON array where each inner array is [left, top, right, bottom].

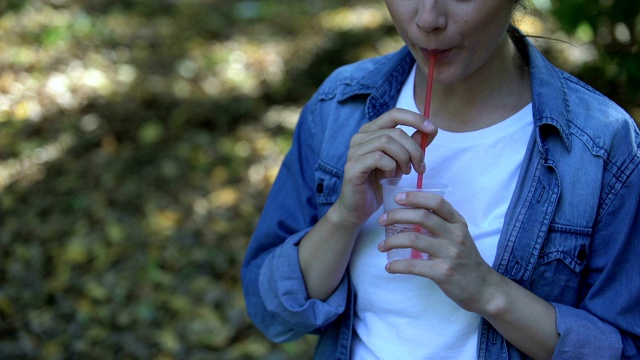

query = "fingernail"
[[395, 192, 406, 202], [379, 213, 388, 224], [423, 120, 436, 131], [377, 240, 385, 250], [419, 162, 426, 173]]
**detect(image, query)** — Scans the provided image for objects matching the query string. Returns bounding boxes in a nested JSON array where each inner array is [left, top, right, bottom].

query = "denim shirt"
[[241, 40, 640, 359]]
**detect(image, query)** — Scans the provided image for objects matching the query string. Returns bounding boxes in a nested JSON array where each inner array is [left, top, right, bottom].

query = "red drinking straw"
[[416, 54, 435, 190], [412, 55, 435, 260]]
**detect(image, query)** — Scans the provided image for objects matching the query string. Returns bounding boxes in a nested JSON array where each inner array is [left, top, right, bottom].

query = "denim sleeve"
[[258, 230, 349, 342], [241, 102, 348, 343], [552, 141, 640, 359]]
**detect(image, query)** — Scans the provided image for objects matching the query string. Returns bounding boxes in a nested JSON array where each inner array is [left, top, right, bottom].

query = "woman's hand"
[[331, 108, 438, 228], [377, 190, 497, 314], [299, 109, 436, 300], [377, 191, 560, 359]]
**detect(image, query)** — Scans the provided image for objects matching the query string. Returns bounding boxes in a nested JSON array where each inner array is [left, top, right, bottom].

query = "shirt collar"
[[527, 40, 573, 152], [335, 39, 573, 151], [334, 46, 415, 120]]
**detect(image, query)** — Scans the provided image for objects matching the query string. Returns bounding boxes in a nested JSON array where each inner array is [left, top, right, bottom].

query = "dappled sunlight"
[[192, 37, 289, 98], [0, 133, 75, 190], [0, 5, 141, 122], [319, 3, 391, 32], [0, 1, 302, 124], [262, 105, 301, 130], [146, 210, 183, 236], [209, 187, 240, 210]]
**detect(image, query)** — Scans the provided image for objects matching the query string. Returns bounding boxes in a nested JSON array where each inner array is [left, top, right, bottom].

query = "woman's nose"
[[416, 0, 447, 33]]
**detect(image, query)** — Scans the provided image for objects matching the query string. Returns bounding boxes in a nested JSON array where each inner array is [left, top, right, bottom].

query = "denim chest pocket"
[[529, 223, 591, 306], [314, 161, 343, 218]]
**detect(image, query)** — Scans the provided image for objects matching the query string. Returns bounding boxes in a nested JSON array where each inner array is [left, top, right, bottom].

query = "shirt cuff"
[[259, 229, 348, 333], [552, 302, 622, 359]]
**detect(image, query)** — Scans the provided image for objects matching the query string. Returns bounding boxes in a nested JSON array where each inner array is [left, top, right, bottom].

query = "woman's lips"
[[420, 47, 451, 61]]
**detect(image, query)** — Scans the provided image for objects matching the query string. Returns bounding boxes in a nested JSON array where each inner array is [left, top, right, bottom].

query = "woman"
[[242, 0, 640, 359]]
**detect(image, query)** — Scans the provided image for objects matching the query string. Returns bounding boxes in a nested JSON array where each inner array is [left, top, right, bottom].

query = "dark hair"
[[507, 24, 531, 68], [508, 0, 531, 67], [508, 1, 575, 68]]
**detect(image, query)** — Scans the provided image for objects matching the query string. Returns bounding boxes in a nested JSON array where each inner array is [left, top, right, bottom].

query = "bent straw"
[[412, 54, 435, 260]]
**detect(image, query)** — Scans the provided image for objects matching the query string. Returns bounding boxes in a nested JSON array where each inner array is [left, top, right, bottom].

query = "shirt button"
[[577, 245, 587, 262]]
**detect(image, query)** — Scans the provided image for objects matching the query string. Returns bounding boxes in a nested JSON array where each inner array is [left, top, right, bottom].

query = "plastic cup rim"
[[379, 177, 450, 192]]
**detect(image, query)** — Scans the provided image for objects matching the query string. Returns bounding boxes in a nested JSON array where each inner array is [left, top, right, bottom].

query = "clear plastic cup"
[[380, 177, 449, 262]]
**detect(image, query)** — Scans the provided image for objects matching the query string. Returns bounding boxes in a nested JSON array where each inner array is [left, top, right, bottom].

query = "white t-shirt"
[[348, 64, 533, 359]]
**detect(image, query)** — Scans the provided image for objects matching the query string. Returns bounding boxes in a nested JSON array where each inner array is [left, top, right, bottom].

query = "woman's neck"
[[414, 33, 531, 132]]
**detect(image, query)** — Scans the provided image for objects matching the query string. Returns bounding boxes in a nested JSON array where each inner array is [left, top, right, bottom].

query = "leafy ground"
[[0, 1, 637, 359]]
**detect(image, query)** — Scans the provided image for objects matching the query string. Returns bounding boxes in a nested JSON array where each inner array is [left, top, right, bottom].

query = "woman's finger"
[[380, 206, 449, 239], [348, 132, 422, 175], [344, 150, 400, 184], [377, 229, 448, 259], [360, 108, 437, 134], [393, 191, 465, 225]]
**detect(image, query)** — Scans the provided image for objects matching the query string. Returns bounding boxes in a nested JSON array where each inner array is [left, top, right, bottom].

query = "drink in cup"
[[380, 177, 449, 262]]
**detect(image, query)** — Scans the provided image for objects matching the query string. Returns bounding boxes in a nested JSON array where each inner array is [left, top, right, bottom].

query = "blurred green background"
[[0, 0, 637, 359]]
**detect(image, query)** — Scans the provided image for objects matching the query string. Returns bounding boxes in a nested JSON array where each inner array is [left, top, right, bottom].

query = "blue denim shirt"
[[241, 39, 640, 359]]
